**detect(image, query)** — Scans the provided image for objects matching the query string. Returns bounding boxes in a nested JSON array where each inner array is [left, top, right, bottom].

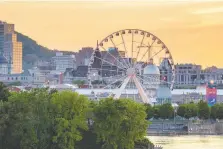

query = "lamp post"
[[173, 104, 179, 126]]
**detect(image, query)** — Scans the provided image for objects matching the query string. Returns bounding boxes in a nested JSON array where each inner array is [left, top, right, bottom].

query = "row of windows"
[[7, 76, 28, 81]]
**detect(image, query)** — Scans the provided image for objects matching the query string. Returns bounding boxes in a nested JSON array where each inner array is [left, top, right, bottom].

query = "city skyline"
[[1, 0, 223, 67]]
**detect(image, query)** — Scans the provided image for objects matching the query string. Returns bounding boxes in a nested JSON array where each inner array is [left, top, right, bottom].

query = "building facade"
[[1, 21, 23, 74], [0, 56, 9, 74], [75, 47, 93, 66], [51, 52, 76, 73]]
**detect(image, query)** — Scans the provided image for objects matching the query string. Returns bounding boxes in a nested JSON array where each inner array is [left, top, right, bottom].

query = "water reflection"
[[147, 135, 223, 149]]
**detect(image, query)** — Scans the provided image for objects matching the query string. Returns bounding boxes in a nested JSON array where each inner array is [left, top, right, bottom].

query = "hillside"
[[16, 32, 75, 70]]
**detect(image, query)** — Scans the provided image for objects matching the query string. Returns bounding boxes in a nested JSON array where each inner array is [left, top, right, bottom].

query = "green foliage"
[[0, 89, 152, 149], [0, 82, 10, 101], [72, 80, 85, 87], [91, 80, 103, 85], [93, 98, 148, 149], [49, 88, 58, 95], [76, 129, 102, 149], [0, 88, 52, 149], [7, 81, 22, 86], [198, 100, 210, 120], [177, 103, 198, 119], [152, 105, 160, 119], [144, 104, 154, 119], [211, 104, 223, 119], [177, 104, 187, 118], [159, 103, 174, 119], [134, 138, 154, 149], [50, 91, 89, 149]]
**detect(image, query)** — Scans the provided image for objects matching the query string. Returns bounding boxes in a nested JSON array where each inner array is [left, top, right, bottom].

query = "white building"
[[143, 59, 160, 103], [0, 71, 32, 85], [51, 52, 76, 73]]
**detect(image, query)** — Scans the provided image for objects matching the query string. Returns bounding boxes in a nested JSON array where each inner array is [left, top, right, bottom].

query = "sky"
[[0, 0, 223, 67]]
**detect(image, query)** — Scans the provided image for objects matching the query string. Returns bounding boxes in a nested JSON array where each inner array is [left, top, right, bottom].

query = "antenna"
[[96, 40, 99, 49]]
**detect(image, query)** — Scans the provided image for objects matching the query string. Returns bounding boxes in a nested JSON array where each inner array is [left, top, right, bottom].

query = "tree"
[[177, 104, 187, 118], [179, 103, 198, 119], [93, 98, 148, 149], [144, 104, 154, 119], [152, 106, 160, 119], [186, 103, 198, 118], [0, 82, 10, 102], [159, 103, 174, 119], [0, 89, 53, 149], [211, 104, 223, 119], [49, 88, 58, 95], [216, 104, 223, 119], [198, 100, 210, 120], [50, 91, 89, 149], [72, 80, 85, 88], [7, 81, 22, 86]]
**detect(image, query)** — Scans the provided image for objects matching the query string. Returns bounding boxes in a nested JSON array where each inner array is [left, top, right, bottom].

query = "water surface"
[[147, 135, 223, 149]]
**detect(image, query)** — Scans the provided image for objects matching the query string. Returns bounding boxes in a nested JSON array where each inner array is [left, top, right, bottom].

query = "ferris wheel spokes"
[[135, 34, 146, 65], [93, 55, 127, 71], [100, 45, 129, 69], [120, 33, 132, 68], [132, 76, 150, 104], [108, 37, 131, 69], [113, 76, 131, 99], [88, 29, 175, 101], [103, 75, 127, 89]]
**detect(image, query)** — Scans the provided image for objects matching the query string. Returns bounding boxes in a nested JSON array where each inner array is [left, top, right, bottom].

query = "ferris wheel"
[[87, 29, 175, 104]]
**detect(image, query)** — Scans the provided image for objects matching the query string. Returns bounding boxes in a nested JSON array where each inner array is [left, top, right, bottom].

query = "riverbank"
[[148, 119, 223, 136], [147, 135, 223, 149]]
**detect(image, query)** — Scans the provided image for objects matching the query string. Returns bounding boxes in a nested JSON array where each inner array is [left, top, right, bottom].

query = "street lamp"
[[172, 103, 179, 125]]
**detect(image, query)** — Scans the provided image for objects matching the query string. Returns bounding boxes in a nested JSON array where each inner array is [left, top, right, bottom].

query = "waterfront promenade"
[[148, 135, 223, 149], [147, 120, 223, 136]]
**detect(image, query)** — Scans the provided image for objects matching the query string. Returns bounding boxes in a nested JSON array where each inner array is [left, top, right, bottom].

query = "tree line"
[[0, 82, 152, 149], [145, 101, 223, 120]]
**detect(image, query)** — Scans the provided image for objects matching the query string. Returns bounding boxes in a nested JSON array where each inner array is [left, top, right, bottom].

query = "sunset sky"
[[0, 0, 223, 67]]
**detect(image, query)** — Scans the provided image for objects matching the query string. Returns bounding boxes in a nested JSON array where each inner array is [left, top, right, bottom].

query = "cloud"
[[192, 7, 223, 14]]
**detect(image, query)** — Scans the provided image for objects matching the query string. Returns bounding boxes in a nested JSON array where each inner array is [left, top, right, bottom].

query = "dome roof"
[[157, 86, 172, 99], [0, 56, 8, 64], [143, 64, 160, 75]]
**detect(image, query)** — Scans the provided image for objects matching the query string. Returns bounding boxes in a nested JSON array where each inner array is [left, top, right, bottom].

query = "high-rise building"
[[0, 21, 14, 54], [51, 52, 76, 73], [1, 21, 23, 74]]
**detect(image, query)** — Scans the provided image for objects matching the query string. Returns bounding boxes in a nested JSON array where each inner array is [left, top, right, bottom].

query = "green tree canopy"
[[152, 105, 161, 119], [198, 100, 210, 120], [159, 103, 174, 119], [72, 80, 85, 88], [51, 91, 89, 149], [93, 98, 148, 149], [144, 104, 154, 119], [0, 88, 52, 149], [211, 104, 223, 119], [0, 82, 10, 101]]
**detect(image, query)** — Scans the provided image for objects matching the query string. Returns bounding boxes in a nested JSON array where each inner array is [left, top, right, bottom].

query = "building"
[[75, 47, 93, 66], [0, 56, 9, 74], [0, 70, 32, 85], [1, 21, 23, 74], [51, 52, 76, 73], [0, 21, 14, 54], [174, 64, 201, 87], [28, 64, 56, 86], [173, 64, 223, 88]]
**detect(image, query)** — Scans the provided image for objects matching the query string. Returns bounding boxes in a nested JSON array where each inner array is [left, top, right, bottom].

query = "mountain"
[[16, 32, 75, 70]]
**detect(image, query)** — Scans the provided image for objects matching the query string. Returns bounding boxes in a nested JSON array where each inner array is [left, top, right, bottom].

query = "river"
[[147, 135, 223, 149]]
